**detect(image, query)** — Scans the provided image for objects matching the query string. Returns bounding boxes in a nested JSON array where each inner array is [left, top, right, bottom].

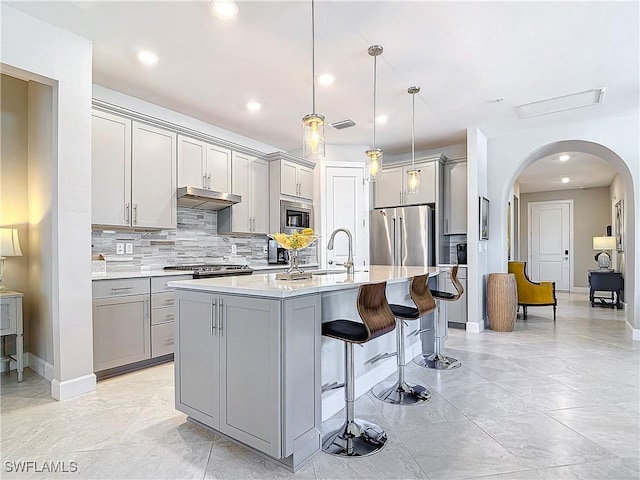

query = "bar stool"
[[372, 274, 435, 405], [322, 282, 396, 457], [415, 265, 463, 370]]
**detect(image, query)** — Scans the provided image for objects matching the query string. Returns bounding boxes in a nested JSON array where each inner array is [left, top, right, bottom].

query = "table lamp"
[[592, 236, 616, 270], [0, 228, 22, 292]]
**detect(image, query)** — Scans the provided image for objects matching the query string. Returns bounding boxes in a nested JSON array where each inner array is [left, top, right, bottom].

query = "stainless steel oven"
[[280, 200, 313, 234]]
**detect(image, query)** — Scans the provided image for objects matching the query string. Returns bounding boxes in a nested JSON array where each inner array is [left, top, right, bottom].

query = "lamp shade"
[[0, 228, 22, 257], [592, 236, 616, 250]]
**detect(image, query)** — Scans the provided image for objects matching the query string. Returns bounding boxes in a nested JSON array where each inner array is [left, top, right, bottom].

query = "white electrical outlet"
[[231, 244, 237, 255], [116, 243, 125, 255], [125, 243, 133, 254], [262, 245, 268, 254]]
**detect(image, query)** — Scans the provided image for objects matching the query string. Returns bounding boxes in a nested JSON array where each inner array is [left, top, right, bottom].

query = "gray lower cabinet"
[[439, 267, 468, 326], [92, 293, 151, 371], [175, 290, 321, 470]]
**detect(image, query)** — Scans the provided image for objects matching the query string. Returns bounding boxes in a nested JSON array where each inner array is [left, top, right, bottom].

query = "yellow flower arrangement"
[[270, 228, 317, 250]]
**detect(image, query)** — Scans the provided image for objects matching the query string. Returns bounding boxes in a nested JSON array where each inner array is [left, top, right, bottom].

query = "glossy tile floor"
[[1, 292, 638, 479]]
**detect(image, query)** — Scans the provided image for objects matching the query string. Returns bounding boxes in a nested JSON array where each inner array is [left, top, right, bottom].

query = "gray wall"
[[520, 187, 611, 288]]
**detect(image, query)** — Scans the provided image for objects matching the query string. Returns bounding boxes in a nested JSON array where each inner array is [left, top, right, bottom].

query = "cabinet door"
[[374, 166, 402, 208], [403, 162, 435, 205], [206, 145, 232, 193], [177, 135, 206, 188], [92, 294, 150, 371], [175, 291, 219, 427], [439, 271, 467, 324], [231, 152, 252, 233], [298, 165, 314, 200], [219, 295, 281, 457], [444, 162, 467, 234], [91, 110, 131, 226], [280, 160, 298, 197], [252, 158, 270, 234], [132, 122, 177, 229]]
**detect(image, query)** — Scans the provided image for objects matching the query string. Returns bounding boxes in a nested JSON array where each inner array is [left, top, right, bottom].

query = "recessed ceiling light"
[[561, 177, 570, 184], [137, 50, 159, 66], [211, 1, 238, 19], [376, 114, 388, 124], [246, 101, 261, 112], [559, 154, 570, 161], [317, 73, 335, 86]]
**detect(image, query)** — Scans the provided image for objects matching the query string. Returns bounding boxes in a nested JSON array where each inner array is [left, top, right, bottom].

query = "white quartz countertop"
[[250, 263, 319, 271], [91, 270, 193, 280], [168, 265, 440, 298], [437, 264, 468, 269]]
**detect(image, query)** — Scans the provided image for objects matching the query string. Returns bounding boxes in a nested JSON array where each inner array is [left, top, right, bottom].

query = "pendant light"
[[302, 0, 325, 160], [406, 86, 421, 195], [365, 45, 383, 182]]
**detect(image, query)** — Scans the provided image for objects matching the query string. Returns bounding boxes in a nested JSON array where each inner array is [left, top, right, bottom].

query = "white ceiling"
[[6, 1, 639, 190]]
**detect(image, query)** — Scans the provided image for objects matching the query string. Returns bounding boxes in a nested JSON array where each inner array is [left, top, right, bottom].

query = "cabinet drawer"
[[151, 322, 174, 357], [0, 297, 18, 335], [151, 306, 175, 325], [152, 292, 174, 310], [92, 278, 149, 298], [151, 275, 192, 293]]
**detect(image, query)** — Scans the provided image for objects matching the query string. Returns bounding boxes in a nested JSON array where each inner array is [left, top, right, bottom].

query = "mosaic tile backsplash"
[[92, 207, 317, 271]]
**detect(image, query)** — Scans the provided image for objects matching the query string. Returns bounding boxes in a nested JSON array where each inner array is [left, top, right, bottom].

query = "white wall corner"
[[626, 320, 640, 342], [466, 320, 485, 333], [51, 373, 97, 401]]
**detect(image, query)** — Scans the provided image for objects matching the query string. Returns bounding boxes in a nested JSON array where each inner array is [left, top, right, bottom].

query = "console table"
[[588, 270, 623, 309], [0, 291, 24, 382]]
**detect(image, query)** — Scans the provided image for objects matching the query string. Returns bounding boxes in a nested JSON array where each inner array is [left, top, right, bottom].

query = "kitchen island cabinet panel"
[[175, 291, 219, 428]]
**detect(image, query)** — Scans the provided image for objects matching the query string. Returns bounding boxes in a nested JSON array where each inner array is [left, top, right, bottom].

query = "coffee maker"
[[268, 239, 289, 265], [456, 243, 467, 264]]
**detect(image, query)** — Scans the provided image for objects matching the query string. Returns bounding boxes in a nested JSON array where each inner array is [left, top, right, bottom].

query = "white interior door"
[[529, 201, 571, 291], [324, 164, 367, 269]]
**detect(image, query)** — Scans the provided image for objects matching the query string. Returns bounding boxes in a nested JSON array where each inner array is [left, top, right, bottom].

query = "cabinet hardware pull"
[[218, 298, 224, 335], [208, 174, 212, 189], [125, 203, 130, 223], [110, 287, 133, 291], [203, 174, 207, 189], [211, 298, 218, 336], [133, 204, 138, 225], [144, 299, 149, 320]]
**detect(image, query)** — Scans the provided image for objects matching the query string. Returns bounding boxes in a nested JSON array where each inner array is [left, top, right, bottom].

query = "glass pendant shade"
[[366, 148, 383, 181], [302, 113, 325, 159], [406, 168, 421, 194], [302, 0, 325, 160]]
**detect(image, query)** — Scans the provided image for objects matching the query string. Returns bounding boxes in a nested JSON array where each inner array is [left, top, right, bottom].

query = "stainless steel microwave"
[[280, 200, 313, 234]]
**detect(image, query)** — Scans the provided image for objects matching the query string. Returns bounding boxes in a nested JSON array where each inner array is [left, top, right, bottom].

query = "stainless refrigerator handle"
[[392, 216, 397, 265], [399, 216, 403, 266]]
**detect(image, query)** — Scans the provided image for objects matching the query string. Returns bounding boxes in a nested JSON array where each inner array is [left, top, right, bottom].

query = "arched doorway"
[[499, 140, 636, 336]]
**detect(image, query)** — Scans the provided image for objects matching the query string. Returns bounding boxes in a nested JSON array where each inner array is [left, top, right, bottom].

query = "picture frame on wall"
[[480, 196, 490, 240], [615, 199, 624, 251]]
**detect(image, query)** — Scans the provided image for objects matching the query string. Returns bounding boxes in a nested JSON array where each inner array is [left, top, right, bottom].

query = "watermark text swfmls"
[[4, 461, 78, 473]]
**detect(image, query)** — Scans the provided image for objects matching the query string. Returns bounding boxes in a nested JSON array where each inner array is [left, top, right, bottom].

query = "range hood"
[[177, 186, 241, 211]]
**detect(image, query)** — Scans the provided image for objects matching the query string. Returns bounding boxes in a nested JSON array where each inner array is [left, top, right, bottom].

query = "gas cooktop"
[[164, 264, 253, 279]]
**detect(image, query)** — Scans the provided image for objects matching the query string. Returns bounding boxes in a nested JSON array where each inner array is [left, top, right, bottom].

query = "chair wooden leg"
[[553, 305, 556, 323]]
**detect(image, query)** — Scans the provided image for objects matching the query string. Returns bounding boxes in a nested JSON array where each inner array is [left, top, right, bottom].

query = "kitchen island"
[[168, 265, 439, 471]]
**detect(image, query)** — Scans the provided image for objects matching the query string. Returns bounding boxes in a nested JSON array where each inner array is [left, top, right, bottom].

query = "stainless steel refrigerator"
[[370, 205, 435, 267]]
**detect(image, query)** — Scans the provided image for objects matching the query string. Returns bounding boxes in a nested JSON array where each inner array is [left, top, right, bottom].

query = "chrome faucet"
[[327, 228, 355, 275]]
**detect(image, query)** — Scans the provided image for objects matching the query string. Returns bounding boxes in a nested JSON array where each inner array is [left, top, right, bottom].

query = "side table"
[[588, 270, 623, 309], [0, 291, 24, 382], [487, 273, 517, 332]]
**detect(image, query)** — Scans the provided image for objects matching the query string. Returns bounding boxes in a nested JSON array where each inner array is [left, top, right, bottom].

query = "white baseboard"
[[51, 373, 97, 401], [26, 352, 55, 381], [572, 286, 589, 294], [626, 321, 640, 342], [466, 320, 485, 333]]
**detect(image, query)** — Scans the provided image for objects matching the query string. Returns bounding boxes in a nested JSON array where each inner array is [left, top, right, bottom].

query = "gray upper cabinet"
[[280, 160, 314, 201], [219, 153, 269, 234], [374, 160, 437, 208], [443, 160, 467, 235], [91, 108, 177, 229], [177, 135, 231, 192]]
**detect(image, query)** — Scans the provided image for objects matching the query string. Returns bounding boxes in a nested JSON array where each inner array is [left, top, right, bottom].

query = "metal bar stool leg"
[[322, 342, 388, 456], [372, 317, 430, 405], [414, 300, 461, 370]]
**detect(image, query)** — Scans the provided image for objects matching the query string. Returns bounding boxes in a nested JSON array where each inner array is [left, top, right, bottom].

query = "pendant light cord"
[[411, 91, 415, 166], [311, 0, 316, 115], [372, 53, 377, 148]]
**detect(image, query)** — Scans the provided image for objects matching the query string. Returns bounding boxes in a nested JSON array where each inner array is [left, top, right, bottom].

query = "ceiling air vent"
[[517, 87, 606, 119], [330, 119, 357, 130]]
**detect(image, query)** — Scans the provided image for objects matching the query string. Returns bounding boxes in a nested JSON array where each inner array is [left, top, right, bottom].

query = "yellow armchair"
[[507, 261, 557, 322]]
